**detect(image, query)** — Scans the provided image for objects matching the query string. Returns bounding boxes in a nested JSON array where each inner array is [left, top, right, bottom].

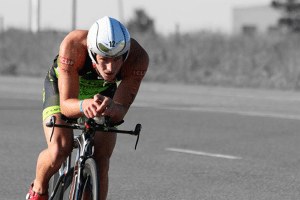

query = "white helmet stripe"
[[110, 18, 115, 41], [95, 22, 101, 54], [119, 22, 127, 51]]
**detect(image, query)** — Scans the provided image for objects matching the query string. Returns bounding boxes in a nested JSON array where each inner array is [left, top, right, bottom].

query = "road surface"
[[1, 76, 300, 200]]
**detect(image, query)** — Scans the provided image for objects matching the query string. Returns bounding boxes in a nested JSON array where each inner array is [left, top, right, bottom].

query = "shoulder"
[[121, 38, 149, 79], [60, 30, 88, 49], [59, 30, 89, 71], [129, 38, 149, 64]]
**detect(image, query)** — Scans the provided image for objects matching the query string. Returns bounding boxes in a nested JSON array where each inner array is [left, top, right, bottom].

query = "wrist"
[[79, 100, 84, 113]]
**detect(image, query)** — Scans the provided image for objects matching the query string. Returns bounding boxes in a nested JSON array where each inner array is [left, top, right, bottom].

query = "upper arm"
[[58, 30, 87, 105], [113, 39, 149, 110]]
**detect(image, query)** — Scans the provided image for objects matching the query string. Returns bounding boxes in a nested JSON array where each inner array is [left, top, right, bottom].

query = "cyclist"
[[26, 16, 149, 200]]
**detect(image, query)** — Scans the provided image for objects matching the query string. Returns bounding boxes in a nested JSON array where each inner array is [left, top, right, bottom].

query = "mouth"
[[102, 72, 116, 81], [104, 72, 115, 76]]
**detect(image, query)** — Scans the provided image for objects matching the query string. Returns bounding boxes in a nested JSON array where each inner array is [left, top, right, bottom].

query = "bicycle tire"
[[81, 158, 100, 200]]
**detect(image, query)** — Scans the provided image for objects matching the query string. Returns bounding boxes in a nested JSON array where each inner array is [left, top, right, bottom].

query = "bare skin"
[[32, 30, 149, 200]]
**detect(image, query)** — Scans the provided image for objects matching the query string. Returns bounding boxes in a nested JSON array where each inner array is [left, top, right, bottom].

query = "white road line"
[[166, 148, 242, 160], [133, 103, 300, 120]]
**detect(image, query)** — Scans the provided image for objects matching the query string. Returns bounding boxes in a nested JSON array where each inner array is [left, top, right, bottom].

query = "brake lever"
[[134, 134, 140, 150], [49, 116, 56, 142], [134, 124, 142, 150]]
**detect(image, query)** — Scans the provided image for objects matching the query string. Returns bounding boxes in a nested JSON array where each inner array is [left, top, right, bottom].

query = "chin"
[[103, 75, 115, 82]]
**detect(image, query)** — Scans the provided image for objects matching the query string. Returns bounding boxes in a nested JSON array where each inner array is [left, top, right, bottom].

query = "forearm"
[[60, 96, 128, 122], [60, 99, 85, 118], [110, 103, 128, 124]]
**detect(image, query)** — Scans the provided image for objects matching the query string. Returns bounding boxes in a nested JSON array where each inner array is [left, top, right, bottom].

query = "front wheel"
[[81, 158, 100, 200]]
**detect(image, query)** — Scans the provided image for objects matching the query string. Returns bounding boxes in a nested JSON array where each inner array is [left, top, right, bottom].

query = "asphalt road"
[[2, 76, 300, 200]]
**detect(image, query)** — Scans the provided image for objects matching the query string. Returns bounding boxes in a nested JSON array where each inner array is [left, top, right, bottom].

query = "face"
[[94, 55, 123, 81]]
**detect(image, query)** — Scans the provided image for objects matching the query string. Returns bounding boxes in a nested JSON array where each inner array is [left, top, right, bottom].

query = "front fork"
[[73, 131, 94, 200]]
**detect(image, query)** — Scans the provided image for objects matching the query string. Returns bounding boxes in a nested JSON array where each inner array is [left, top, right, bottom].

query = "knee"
[[47, 143, 73, 167]]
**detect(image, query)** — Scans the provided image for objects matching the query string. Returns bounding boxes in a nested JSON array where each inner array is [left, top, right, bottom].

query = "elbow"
[[59, 100, 70, 117], [60, 104, 68, 117]]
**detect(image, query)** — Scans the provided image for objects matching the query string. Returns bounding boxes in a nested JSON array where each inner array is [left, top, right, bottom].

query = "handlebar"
[[46, 115, 141, 150]]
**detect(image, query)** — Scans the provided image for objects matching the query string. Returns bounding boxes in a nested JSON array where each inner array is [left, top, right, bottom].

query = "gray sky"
[[0, 0, 272, 34]]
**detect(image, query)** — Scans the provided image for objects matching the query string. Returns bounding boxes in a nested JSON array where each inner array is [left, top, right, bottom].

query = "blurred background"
[[4, 2, 300, 199], [1, 0, 300, 90]]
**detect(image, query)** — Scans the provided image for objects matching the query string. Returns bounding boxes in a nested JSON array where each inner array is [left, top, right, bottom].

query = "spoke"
[[83, 174, 92, 199]]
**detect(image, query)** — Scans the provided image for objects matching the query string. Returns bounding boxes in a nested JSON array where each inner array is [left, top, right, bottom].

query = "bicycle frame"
[[47, 115, 141, 200], [73, 126, 95, 199], [49, 156, 73, 200]]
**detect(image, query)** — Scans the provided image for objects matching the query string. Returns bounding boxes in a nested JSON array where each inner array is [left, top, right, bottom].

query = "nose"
[[106, 62, 114, 72]]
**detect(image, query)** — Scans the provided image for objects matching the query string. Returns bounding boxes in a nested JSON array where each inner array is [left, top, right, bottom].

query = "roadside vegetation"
[[135, 31, 300, 90], [1, 9, 300, 91]]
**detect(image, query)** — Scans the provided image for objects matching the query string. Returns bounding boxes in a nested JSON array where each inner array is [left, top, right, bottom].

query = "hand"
[[80, 98, 101, 118], [94, 94, 118, 118], [81, 95, 119, 118]]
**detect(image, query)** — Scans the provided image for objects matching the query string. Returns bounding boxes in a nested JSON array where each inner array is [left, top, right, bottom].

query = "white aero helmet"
[[87, 16, 131, 64]]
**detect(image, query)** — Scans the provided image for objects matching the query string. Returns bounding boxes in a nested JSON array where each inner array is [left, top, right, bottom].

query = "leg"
[[92, 131, 117, 200], [33, 114, 74, 194]]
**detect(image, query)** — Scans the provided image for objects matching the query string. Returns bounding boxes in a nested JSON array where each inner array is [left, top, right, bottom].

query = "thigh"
[[43, 68, 61, 121], [43, 114, 74, 151], [93, 131, 117, 161], [42, 66, 73, 149]]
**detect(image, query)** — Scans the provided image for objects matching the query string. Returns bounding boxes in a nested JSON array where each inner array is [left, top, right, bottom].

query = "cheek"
[[93, 63, 104, 73], [116, 64, 122, 71], [115, 62, 123, 70]]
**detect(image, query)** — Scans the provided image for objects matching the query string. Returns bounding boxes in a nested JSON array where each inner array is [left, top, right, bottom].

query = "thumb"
[[94, 94, 104, 102]]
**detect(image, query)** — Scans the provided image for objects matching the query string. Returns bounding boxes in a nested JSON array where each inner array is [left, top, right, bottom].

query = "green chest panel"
[[78, 78, 118, 100]]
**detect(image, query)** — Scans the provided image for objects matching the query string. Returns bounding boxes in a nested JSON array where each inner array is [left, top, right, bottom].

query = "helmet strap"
[[92, 63, 103, 79], [88, 49, 98, 64]]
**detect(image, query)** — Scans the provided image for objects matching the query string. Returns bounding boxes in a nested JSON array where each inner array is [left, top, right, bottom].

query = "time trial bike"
[[46, 114, 141, 200]]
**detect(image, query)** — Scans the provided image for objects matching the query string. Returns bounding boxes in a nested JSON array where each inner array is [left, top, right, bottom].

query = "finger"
[[85, 109, 92, 118], [93, 101, 101, 110], [86, 107, 95, 118], [94, 94, 104, 103], [92, 104, 99, 117], [85, 104, 98, 118], [96, 99, 110, 113], [101, 104, 111, 116], [102, 107, 115, 117], [102, 102, 117, 117]]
